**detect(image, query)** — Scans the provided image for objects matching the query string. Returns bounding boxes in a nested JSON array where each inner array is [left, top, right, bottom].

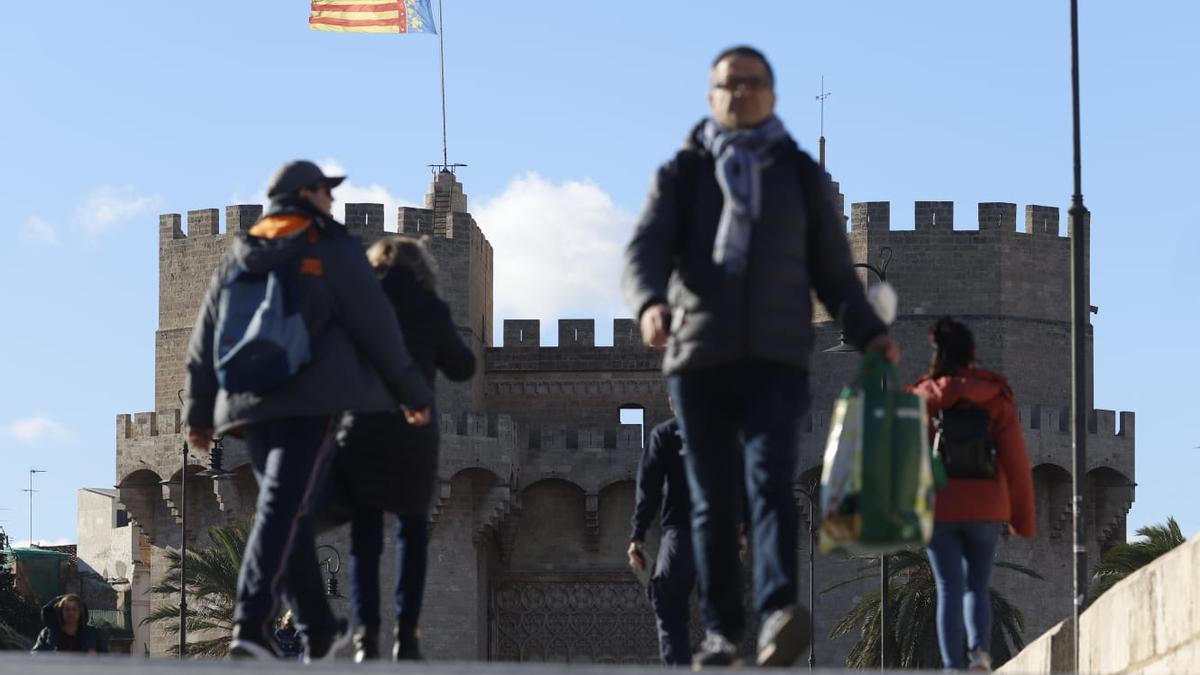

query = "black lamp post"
[[1067, 2, 1091, 670], [794, 484, 819, 670], [316, 545, 343, 598], [159, 437, 190, 659], [823, 249, 893, 669]]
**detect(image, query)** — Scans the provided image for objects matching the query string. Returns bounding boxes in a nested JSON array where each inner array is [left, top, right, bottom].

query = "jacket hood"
[[910, 367, 1014, 410], [41, 595, 89, 632], [231, 196, 339, 274]]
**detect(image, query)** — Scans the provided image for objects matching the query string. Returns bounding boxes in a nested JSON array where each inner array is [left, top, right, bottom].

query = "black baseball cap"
[[266, 160, 346, 198]]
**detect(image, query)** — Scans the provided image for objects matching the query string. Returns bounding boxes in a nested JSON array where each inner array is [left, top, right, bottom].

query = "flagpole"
[[437, 0, 448, 169]]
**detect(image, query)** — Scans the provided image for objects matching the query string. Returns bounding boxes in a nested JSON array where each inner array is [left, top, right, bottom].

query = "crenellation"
[[558, 319, 595, 348], [397, 206, 434, 235], [1020, 405, 1133, 440], [1025, 204, 1060, 237], [187, 208, 220, 237], [344, 202, 385, 239], [914, 201, 954, 231], [613, 319, 639, 349], [850, 201, 890, 233], [1092, 409, 1116, 436], [978, 202, 1016, 231], [503, 319, 540, 347], [225, 204, 262, 233], [159, 213, 183, 241], [133, 412, 157, 437]]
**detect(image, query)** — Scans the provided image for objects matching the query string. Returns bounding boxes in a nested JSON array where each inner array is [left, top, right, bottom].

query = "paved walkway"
[[0, 654, 929, 674]]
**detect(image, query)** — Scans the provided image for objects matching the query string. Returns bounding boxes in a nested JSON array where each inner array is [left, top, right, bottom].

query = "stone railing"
[[999, 530, 1200, 673]]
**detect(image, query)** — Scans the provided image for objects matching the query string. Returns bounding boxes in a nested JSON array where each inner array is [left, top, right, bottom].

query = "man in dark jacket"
[[622, 46, 899, 667], [183, 160, 434, 661], [31, 594, 108, 654], [628, 412, 694, 666]]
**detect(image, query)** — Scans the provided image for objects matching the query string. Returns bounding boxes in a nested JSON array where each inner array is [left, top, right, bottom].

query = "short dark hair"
[[711, 45, 775, 87], [927, 317, 976, 378]]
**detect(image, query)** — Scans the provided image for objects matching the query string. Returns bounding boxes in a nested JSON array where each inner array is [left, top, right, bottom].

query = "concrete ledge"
[[1000, 531, 1200, 674], [997, 617, 1074, 674]]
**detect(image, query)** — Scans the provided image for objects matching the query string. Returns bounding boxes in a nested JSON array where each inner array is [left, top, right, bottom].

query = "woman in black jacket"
[[31, 594, 108, 654], [337, 236, 475, 661]]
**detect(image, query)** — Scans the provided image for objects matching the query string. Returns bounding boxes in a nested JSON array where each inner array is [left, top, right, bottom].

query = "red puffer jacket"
[[908, 368, 1036, 538]]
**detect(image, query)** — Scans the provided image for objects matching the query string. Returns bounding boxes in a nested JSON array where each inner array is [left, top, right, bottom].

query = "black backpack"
[[933, 404, 997, 479]]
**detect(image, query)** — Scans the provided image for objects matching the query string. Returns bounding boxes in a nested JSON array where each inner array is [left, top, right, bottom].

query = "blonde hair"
[[366, 235, 438, 292]]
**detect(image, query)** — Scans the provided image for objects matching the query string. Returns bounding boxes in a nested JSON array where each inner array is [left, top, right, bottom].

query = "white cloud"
[[75, 185, 161, 237], [20, 216, 58, 245], [474, 173, 635, 342], [9, 538, 74, 548], [2, 415, 70, 443]]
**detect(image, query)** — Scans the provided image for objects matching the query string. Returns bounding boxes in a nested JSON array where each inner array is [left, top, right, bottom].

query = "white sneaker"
[[692, 631, 738, 669], [968, 648, 993, 671]]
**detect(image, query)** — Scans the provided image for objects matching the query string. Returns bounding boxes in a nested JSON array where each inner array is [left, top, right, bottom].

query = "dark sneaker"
[[393, 626, 424, 661], [229, 623, 280, 660], [692, 631, 738, 669], [304, 618, 352, 663], [353, 624, 380, 662], [756, 604, 810, 667]]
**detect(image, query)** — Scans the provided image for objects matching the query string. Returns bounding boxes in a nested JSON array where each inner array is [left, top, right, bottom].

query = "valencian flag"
[[310, 0, 437, 34]]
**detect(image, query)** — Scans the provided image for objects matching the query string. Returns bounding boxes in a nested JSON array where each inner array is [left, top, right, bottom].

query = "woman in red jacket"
[[908, 318, 1035, 671]]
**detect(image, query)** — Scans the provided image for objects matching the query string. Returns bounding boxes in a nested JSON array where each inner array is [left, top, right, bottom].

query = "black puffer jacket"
[[184, 197, 433, 434], [31, 596, 108, 654], [335, 263, 476, 516], [623, 120, 886, 375]]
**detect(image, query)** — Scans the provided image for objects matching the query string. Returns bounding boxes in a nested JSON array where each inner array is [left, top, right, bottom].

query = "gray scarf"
[[699, 116, 790, 274]]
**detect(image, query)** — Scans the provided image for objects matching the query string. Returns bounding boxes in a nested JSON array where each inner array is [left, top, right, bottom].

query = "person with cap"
[[183, 160, 435, 661]]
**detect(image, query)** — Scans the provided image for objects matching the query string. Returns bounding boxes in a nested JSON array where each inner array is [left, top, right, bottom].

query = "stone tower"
[[114, 169, 1134, 663]]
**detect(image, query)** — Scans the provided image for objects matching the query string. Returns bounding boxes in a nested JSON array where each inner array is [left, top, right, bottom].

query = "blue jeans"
[[648, 526, 696, 665], [926, 521, 1002, 669], [349, 508, 429, 635], [668, 361, 809, 641], [235, 416, 338, 639]]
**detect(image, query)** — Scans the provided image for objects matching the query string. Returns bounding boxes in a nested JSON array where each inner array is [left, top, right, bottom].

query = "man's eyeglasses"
[[712, 77, 772, 93]]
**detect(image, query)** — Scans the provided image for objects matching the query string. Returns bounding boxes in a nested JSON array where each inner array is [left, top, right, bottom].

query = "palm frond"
[[1090, 516, 1184, 601], [828, 549, 1037, 669]]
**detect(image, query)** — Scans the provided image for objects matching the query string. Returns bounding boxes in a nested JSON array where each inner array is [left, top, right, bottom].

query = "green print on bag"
[[819, 352, 936, 554]]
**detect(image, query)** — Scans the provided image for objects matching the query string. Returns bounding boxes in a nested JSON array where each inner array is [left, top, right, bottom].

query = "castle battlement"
[[849, 201, 1065, 237], [498, 319, 647, 350]]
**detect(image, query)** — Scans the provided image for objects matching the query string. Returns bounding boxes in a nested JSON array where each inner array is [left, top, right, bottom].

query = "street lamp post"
[[794, 485, 819, 669], [1068, 0, 1091, 669], [823, 249, 893, 669]]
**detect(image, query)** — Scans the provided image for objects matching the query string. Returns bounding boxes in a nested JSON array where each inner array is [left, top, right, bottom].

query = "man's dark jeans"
[[668, 361, 809, 642], [235, 416, 339, 640], [349, 509, 429, 636], [926, 521, 1002, 669], [648, 526, 696, 665]]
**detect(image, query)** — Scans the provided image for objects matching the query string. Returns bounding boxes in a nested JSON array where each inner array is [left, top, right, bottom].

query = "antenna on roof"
[[815, 76, 832, 171]]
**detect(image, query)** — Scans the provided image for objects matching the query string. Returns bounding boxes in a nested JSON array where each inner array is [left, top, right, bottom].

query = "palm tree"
[[827, 549, 1042, 669], [143, 520, 248, 658], [1090, 517, 1185, 601]]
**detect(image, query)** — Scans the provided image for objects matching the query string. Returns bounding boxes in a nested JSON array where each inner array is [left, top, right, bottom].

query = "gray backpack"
[[214, 264, 311, 394]]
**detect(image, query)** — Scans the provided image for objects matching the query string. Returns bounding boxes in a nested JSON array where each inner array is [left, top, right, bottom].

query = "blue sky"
[[0, 2, 1196, 548]]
